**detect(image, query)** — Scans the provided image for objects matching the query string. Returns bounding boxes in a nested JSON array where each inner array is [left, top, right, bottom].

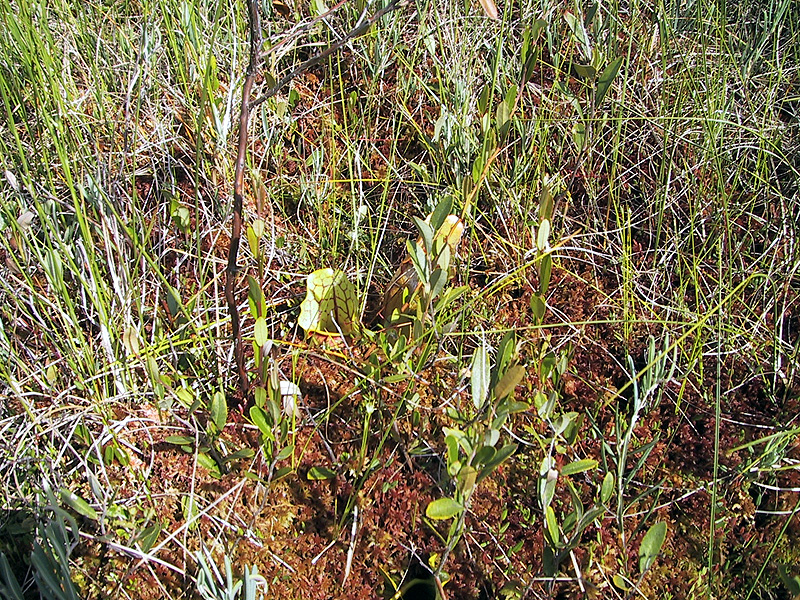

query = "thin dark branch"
[[259, 0, 349, 61], [249, 0, 401, 110], [225, 0, 262, 398]]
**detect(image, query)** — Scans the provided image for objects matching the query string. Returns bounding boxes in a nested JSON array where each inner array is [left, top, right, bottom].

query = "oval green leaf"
[[639, 521, 667, 573], [426, 497, 463, 520], [600, 471, 615, 505], [494, 365, 525, 400], [165, 435, 194, 446], [595, 56, 624, 107], [472, 444, 496, 467], [224, 448, 255, 462], [274, 466, 293, 481], [275, 444, 294, 462], [249, 405, 271, 436], [136, 524, 161, 553], [560, 458, 598, 476], [59, 489, 98, 521], [429, 197, 453, 230], [471, 343, 490, 409], [539, 254, 552, 295], [196, 452, 220, 476], [254, 316, 269, 347], [210, 390, 227, 432], [545, 505, 560, 546], [484, 442, 517, 470], [307, 465, 337, 480]]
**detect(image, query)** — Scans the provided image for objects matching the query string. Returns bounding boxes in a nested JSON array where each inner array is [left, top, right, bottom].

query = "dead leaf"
[[479, 0, 499, 20]]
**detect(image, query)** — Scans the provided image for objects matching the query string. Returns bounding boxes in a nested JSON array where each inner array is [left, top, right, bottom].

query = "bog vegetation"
[[0, 0, 798, 598]]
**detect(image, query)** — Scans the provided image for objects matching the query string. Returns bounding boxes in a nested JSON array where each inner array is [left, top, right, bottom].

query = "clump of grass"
[[1, 0, 798, 598]]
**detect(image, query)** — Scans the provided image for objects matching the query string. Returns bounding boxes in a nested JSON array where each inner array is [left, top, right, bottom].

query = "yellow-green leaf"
[[197, 452, 221, 476], [434, 214, 465, 254], [254, 316, 269, 347], [494, 365, 525, 400], [298, 268, 358, 335], [426, 497, 463, 520], [307, 465, 337, 480], [613, 574, 630, 591], [601, 471, 614, 505], [545, 505, 560, 546], [530, 293, 546, 324], [537, 218, 550, 250]]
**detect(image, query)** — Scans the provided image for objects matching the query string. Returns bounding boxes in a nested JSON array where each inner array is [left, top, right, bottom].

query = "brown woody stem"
[[226, 0, 261, 398]]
